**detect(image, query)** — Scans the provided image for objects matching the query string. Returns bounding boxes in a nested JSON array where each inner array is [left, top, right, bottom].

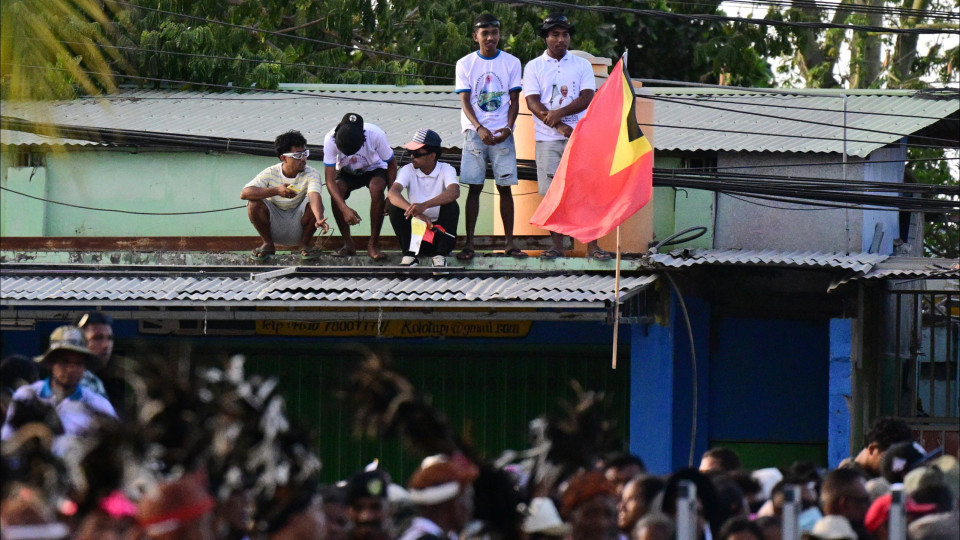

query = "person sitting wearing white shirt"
[[387, 129, 461, 268]]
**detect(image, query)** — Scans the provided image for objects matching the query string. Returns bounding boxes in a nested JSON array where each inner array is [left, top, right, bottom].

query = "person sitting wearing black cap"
[[344, 469, 394, 540], [323, 113, 398, 261], [1, 325, 117, 444], [387, 129, 461, 267]]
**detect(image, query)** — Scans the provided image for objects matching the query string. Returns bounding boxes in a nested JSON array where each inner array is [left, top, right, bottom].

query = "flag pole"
[[612, 50, 628, 370], [613, 225, 622, 369]]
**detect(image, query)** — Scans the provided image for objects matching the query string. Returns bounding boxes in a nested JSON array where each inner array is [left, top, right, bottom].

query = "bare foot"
[[367, 245, 387, 261], [332, 245, 356, 257]]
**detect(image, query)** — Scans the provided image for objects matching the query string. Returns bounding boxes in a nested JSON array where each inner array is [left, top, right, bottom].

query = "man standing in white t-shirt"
[[387, 129, 461, 267], [522, 13, 613, 261], [454, 13, 526, 262], [323, 113, 398, 261]]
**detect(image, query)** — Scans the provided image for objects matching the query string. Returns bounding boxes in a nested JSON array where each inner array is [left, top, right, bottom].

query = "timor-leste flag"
[[529, 56, 653, 243]]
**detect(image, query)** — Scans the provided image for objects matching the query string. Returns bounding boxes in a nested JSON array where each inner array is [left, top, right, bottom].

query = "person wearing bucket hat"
[[323, 112, 397, 262], [387, 128, 461, 267], [1, 326, 116, 443], [455, 13, 526, 262], [522, 13, 612, 262]]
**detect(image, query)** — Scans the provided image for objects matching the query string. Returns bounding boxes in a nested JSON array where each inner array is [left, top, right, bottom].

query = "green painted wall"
[[651, 156, 715, 250]]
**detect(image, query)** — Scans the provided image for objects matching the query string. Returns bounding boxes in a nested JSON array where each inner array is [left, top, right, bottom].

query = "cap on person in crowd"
[[344, 470, 390, 505], [905, 454, 959, 501], [473, 13, 500, 30], [137, 473, 216, 539], [34, 326, 103, 371], [522, 497, 571, 537], [539, 12, 574, 37], [879, 441, 939, 483], [403, 129, 442, 151], [335, 113, 365, 156], [76, 312, 114, 329], [559, 470, 618, 519], [863, 492, 940, 534], [801, 515, 858, 540], [407, 454, 479, 505], [908, 511, 960, 540]]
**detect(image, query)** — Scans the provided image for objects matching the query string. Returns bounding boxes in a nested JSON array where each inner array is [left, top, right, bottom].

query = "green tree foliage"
[[1, 0, 121, 100], [109, 0, 787, 89]]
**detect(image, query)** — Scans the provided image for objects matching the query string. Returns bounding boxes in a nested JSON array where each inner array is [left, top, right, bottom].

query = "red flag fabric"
[[529, 57, 653, 243]]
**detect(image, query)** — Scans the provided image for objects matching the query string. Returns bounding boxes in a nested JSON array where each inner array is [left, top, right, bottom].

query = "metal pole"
[[676, 480, 698, 540], [889, 487, 907, 540], [781, 484, 801, 540]]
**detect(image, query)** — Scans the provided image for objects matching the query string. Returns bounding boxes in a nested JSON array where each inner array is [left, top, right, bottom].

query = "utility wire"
[[706, 0, 960, 20], [0, 186, 244, 214], [35, 37, 455, 83], [44, 36, 957, 127], [645, 93, 960, 147], [112, 0, 455, 68], [6, 62, 956, 152], [498, 0, 960, 35]]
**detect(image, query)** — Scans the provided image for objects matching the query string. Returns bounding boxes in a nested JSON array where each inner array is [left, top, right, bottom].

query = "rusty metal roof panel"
[[649, 249, 888, 273]]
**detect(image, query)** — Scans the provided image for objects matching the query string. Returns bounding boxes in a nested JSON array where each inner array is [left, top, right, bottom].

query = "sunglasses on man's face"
[[474, 20, 500, 29], [411, 150, 431, 158], [282, 149, 310, 160]]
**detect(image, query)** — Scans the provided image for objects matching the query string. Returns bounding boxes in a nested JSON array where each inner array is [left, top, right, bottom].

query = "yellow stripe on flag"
[[610, 73, 652, 176]]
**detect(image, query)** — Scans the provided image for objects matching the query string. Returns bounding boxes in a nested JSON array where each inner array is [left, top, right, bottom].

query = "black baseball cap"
[[540, 13, 574, 37], [335, 113, 365, 156]]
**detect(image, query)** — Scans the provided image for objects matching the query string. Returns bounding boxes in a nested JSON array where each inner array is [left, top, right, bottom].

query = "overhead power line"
[[498, 0, 960, 35], [6, 63, 956, 152], [710, 0, 960, 20], [111, 0, 455, 68]]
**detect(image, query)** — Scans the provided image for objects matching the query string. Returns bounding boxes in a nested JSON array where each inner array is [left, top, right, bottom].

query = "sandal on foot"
[[505, 248, 529, 259], [540, 248, 564, 260], [587, 249, 614, 261], [300, 248, 321, 261], [456, 248, 475, 261], [251, 247, 275, 261]]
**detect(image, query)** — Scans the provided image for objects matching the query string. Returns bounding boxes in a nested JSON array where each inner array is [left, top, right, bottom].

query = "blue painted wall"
[[709, 316, 830, 468]]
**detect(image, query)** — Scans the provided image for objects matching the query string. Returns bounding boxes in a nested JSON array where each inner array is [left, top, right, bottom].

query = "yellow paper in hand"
[[409, 217, 427, 254]]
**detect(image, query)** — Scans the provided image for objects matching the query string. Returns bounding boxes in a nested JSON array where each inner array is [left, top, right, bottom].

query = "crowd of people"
[[2, 320, 958, 540], [239, 11, 615, 267]]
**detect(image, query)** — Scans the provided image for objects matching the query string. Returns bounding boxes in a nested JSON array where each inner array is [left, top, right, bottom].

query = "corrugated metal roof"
[[648, 249, 888, 273], [827, 257, 959, 291], [0, 128, 105, 147], [2, 87, 955, 155], [0, 272, 658, 308], [650, 90, 958, 157]]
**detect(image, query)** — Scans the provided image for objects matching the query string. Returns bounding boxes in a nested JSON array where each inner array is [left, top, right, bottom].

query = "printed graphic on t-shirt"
[[548, 81, 581, 124], [342, 153, 372, 174], [475, 72, 507, 113]]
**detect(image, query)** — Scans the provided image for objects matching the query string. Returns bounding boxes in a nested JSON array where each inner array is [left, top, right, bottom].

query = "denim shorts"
[[535, 139, 567, 196], [459, 130, 518, 186]]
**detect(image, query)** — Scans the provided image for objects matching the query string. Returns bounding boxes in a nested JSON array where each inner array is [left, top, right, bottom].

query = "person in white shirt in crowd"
[[1, 325, 117, 447]]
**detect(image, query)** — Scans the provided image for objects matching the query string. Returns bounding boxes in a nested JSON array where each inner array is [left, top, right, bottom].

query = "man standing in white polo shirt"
[[455, 13, 526, 261], [522, 13, 613, 261]]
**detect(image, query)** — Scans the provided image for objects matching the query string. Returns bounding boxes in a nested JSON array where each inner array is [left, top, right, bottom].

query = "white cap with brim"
[[34, 325, 103, 371]]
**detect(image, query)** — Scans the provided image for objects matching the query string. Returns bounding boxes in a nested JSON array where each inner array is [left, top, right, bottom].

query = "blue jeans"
[[459, 130, 518, 186]]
